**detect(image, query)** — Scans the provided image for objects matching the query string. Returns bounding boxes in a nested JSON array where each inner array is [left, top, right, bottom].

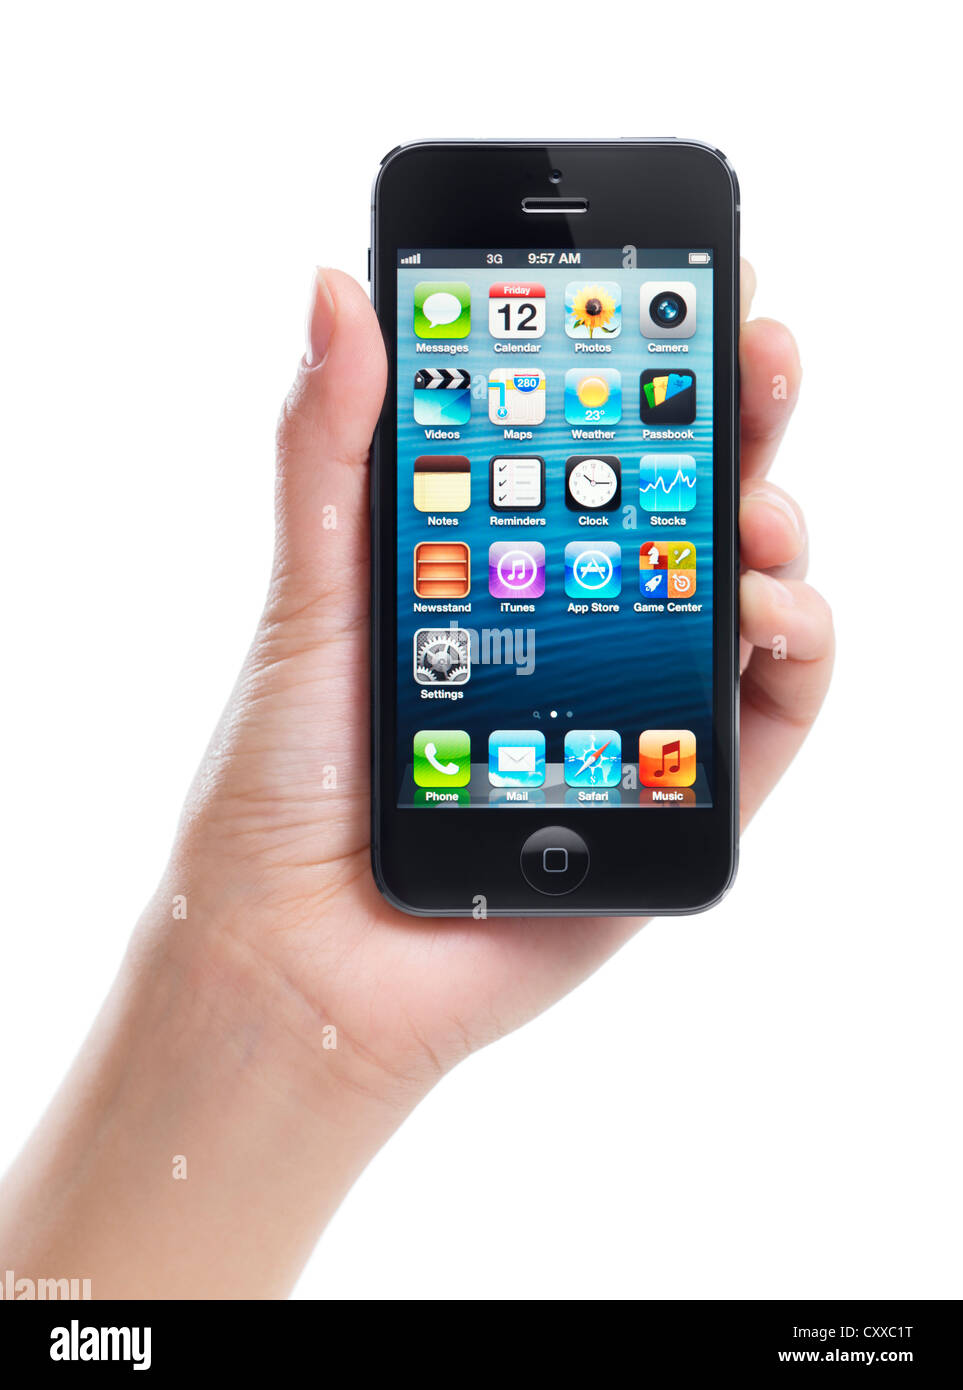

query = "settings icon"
[[413, 628, 471, 685]]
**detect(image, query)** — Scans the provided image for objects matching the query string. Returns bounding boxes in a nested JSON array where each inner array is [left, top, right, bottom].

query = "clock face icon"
[[565, 455, 622, 512]]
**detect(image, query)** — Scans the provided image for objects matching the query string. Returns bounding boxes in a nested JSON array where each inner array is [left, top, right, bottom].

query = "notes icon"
[[638, 729, 697, 788], [413, 456, 471, 513]]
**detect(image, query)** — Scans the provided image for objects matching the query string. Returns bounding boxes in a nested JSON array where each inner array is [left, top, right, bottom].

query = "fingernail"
[[743, 486, 805, 543], [304, 268, 335, 368]]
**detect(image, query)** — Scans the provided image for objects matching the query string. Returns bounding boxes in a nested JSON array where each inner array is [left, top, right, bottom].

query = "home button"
[[520, 827, 590, 896]]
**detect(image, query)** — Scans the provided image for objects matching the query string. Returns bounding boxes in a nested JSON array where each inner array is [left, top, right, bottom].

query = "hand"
[[0, 263, 833, 1298], [168, 262, 833, 1094]]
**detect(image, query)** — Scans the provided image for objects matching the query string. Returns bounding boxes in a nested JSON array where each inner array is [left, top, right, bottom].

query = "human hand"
[[167, 262, 833, 1100], [0, 263, 832, 1298]]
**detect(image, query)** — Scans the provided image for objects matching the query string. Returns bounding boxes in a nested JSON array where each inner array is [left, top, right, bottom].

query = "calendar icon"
[[488, 282, 546, 338]]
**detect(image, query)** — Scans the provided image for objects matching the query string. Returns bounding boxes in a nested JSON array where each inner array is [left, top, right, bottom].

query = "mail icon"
[[488, 730, 546, 788], [499, 745, 536, 773]]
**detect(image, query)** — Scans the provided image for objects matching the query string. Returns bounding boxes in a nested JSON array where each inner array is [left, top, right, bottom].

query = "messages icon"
[[413, 282, 471, 338]]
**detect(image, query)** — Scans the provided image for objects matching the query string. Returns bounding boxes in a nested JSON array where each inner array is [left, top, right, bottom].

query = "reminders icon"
[[489, 456, 545, 511]]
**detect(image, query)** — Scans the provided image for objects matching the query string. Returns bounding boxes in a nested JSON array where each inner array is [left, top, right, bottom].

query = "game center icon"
[[638, 541, 697, 599]]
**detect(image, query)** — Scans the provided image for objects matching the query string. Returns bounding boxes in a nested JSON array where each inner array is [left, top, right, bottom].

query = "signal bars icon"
[[400, 252, 422, 265]]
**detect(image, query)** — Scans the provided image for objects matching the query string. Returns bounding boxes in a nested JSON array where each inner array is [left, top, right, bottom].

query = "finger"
[[740, 257, 756, 323], [740, 317, 802, 480], [738, 571, 834, 827], [739, 480, 808, 578], [272, 269, 387, 600]]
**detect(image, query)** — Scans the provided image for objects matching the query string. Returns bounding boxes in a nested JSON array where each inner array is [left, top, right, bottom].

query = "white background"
[[1, 3, 959, 1299]]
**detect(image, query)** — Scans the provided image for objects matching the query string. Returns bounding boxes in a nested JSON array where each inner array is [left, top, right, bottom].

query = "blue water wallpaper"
[[395, 259, 714, 808]]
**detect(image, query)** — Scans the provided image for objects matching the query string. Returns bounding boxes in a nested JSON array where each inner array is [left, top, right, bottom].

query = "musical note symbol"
[[652, 738, 681, 777], [507, 560, 526, 581]]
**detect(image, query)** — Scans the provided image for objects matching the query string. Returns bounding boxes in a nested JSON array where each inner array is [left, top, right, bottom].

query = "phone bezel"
[[371, 140, 739, 916]]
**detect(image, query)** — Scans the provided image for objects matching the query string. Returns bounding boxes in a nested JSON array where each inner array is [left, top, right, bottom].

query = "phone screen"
[[395, 248, 714, 811]]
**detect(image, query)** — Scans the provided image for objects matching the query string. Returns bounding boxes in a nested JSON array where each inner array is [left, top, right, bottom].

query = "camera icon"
[[640, 281, 697, 339]]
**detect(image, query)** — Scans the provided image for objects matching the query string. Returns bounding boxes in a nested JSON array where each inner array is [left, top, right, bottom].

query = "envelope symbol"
[[498, 745, 536, 773]]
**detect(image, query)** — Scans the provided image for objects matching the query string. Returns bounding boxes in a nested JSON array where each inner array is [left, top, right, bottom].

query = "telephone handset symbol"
[[424, 742, 459, 776]]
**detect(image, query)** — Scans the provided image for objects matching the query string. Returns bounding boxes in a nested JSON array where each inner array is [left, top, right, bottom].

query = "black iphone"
[[370, 140, 739, 916]]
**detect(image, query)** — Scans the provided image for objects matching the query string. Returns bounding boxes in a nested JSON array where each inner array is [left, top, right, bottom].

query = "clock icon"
[[565, 455, 622, 512]]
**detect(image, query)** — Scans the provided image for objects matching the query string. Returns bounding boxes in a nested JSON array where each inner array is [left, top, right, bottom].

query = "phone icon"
[[413, 730, 471, 787], [426, 744, 458, 775]]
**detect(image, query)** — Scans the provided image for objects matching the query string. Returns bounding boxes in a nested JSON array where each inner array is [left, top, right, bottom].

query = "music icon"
[[488, 542, 546, 599], [638, 729, 697, 788]]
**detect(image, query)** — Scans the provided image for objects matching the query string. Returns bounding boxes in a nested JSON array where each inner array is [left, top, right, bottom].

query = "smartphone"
[[370, 140, 739, 916]]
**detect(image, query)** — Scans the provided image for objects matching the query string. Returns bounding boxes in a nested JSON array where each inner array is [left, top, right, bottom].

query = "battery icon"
[[688, 251, 710, 265]]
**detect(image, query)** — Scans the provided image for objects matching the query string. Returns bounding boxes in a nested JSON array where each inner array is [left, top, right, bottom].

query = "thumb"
[[271, 268, 387, 614]]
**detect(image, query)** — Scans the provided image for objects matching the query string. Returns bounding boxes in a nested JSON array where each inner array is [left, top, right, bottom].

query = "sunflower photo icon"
[[564, 282, 621, 339]]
